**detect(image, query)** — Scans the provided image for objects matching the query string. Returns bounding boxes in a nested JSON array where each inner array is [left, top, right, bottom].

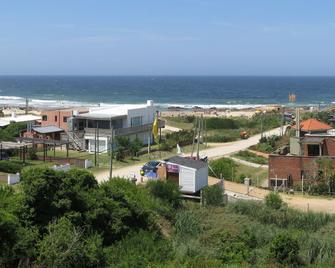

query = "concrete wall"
[[126, 106, 155, 128]]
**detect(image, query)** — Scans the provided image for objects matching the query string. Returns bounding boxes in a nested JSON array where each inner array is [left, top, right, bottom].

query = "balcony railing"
[[81, 119, 165, 137]]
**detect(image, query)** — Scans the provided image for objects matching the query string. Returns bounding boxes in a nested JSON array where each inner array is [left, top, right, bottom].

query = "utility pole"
[[196, 116, 202, 160], [109, 127, 114, 180], [94, 124, 97, 166], [191, 117, 198, 158], [97, 122, 99, 166]]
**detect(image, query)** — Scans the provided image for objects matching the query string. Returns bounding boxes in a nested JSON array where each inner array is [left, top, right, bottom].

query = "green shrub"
[[0, 161, 24, 173], [147, 180, 181, 209], [165, 130, 194, 147], [265, 192, 283, 210], [205, 118, 240, 130], [269, 233, 300, 265], [202, 183, 224, 206], [105, 230, 173, 268], [209, 157, 236, 179], [216, 230, 256, 264]]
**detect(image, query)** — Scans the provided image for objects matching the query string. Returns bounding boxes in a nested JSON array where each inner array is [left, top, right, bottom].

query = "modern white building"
[[68, 100, 164, 153]]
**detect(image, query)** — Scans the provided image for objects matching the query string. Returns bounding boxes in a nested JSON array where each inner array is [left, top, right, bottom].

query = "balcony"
[[81, 119, 165, 137]]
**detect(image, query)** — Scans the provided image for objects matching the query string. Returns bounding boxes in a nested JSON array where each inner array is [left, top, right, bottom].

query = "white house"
[[68, 100, 164, 153]]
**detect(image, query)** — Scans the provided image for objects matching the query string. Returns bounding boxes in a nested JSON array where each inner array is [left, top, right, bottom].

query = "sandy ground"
[[222, 179, 335, 214]]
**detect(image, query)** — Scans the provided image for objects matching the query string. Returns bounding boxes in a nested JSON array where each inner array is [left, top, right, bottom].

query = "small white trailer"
[[166, 156, 208, 194]]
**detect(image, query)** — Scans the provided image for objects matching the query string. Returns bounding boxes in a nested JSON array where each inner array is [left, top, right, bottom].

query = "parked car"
[[140, 160, 161, 176]]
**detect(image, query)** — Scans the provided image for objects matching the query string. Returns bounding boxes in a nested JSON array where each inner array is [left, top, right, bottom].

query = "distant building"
[[268, 118, 335, 189], [0, 112, 41, 128], [67, 100, 165, 152]]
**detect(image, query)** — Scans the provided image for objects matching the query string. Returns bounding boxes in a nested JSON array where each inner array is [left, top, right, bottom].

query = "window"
[[131, 116, 142, 127], [307, 144, 320, 156], [55, 115, 58, 122], [63, 116, 68, 123], [42, 115, 48, 121]]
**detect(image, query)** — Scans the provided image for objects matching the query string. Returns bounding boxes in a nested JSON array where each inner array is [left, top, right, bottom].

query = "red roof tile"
[[293, 118, 332, 132]]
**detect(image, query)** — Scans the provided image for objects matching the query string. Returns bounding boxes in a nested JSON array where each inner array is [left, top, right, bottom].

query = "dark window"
[[42, 115, 48, 121], [131, 116, 142, 127], [55, 116, 58, 122], [307, 144, 320, 156], [63, 116, 68, 123]]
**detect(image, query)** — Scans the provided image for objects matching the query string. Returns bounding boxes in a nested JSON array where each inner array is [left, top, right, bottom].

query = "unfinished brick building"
[[268, 118, 335, 188]]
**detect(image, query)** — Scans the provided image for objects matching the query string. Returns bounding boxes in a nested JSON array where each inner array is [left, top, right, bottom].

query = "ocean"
[[0, 76, 334, 109]]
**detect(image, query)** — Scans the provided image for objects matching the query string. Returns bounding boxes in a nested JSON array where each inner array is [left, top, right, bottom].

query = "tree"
[[315, 157, 335, 195], [37, 217, 105, 268], [20, 168, 98, 228], [129, 137, 143, 158]]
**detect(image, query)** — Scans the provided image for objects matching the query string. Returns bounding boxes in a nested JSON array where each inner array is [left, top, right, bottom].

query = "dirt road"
[[94, 127, 282, 182]]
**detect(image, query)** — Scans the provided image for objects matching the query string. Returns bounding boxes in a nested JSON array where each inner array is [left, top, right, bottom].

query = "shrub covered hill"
[[2, 168, 335, 267]]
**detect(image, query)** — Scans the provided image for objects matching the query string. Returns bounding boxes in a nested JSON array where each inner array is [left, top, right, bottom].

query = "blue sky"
[[1, 0, 335, 75]]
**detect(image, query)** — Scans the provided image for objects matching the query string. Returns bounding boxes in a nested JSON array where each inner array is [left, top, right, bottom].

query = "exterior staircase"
[[63, 131, 85, 151]]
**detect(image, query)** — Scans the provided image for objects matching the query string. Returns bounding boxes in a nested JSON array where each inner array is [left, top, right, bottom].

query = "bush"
[[0, 161, 24, 173], [105, 230, 173, 268], [146, 180, 181, 209], [216, 230, 256, 264], [205, 118, 240, 130], [269, 233, 300, 265], [265, 192, 283, 210], [165, 130, 194, 147], [202, 183, 224, 206], [209, 157, 236, 179]]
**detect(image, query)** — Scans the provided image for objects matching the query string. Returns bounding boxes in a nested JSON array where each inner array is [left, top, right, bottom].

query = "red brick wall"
[[269, 155, 335, 184], [41, 110, 73, 131]]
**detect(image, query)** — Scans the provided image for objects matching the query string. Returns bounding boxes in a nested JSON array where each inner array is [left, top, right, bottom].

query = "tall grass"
[[227, 200, 334, 231]]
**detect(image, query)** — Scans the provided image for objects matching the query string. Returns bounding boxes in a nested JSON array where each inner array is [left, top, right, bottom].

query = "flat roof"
[[32, 126, 64, 134], [0, 114, 41, 124], [167, 156, 207, 170], [75, 102, 154, 119]]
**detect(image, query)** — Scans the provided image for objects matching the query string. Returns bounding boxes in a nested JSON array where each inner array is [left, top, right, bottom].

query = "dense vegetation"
[[233, 150, 268, 165], [208, 157, 268, 184], [0, 122, 26, 141], [2, 167, 335, 267], [164, 112, 282, 143]]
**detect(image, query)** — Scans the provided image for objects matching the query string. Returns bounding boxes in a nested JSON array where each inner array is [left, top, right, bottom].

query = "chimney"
[[147, 100, 154, 107]]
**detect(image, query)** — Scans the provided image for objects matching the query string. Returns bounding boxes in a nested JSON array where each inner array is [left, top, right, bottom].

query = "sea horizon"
[[0, 75, 334, 109]]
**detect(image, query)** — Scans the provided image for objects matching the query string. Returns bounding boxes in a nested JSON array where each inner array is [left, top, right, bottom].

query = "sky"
[[1, 0, 335, 76]]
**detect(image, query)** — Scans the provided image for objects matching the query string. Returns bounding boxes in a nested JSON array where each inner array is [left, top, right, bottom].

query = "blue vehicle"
[[140, 160, 161, 176]]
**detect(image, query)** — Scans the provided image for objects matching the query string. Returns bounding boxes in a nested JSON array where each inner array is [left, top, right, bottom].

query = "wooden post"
[[23, 146, 26, 164], [66, 143, 69, 159], [43, 143, 46, 162], [0, 143, 2, 161]]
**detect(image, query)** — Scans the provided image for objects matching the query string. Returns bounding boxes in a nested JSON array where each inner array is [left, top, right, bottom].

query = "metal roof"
[[167, 156, 207, 170], [32, 126, 64, 134]]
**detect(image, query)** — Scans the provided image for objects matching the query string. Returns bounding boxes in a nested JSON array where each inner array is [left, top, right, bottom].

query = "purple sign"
[[167, 163, 179, 173]]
